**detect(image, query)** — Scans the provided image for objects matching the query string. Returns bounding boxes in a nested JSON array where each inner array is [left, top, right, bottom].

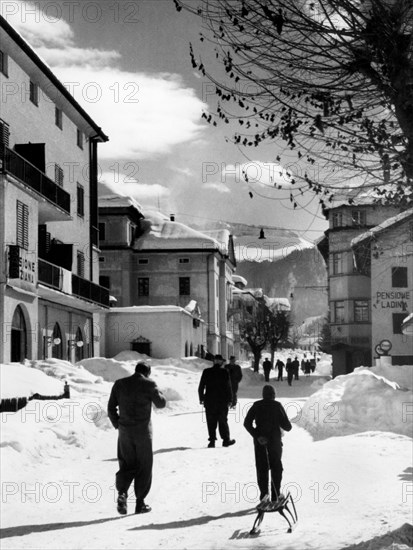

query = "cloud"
[[100, 172, 170, 203], [2, 0, 207, 160], [202, 182, 231, 193]]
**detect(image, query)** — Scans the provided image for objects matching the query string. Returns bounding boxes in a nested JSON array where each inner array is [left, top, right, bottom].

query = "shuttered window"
[[16, 200, 29, 250], [77, 184, 84, 216], [0, 118, 10, 147], [55, 164, 64, 187], [77, 251, 85, 278], [29, 81, 39, 106]]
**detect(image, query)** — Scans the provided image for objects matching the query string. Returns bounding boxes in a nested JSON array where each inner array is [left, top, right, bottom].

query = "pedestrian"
[[300, 354, 307, 374], [292, 356, 300, 381], [262, 357, 273, 382], [108, 361, 166, 515], [310, 354, 316, 373], [198, 354, 235, 448], [304, 358, 311, 376], [276, 358, 285, 381], [224, 355, 243, 407], [244, 385, 292, 502], [286, 358, 294, 386]]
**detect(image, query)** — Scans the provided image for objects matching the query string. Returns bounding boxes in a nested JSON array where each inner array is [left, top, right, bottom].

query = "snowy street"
[[1, 354, 412, 550]]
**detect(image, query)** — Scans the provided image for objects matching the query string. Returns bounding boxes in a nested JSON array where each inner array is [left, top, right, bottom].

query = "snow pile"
[[315, 359, 333, 377], [297, 368, 413, 440], [76, 356, 134, 382], [0, 362, 64, 399], [355, 364, 413, 390]]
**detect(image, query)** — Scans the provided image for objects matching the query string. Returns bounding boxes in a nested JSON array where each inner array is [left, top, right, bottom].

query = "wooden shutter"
[[16, 201, 29, 249]]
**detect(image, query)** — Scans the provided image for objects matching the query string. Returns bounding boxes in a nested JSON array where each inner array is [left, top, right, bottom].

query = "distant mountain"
[[189, 221, 328, 325]]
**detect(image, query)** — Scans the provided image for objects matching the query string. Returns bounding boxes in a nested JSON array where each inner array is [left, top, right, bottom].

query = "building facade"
[[317, 201, 401, 376], [98, 196, 237, 358], [352, 209, 413, 365], [0, 16, 109, 364]]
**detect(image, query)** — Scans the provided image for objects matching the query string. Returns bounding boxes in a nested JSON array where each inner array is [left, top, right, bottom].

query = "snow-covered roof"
[[322, 184, 398, 211], [352, 208, 413, 247], [232, 274, 248, 287], [133, 213, 225, 252], [98, 194, 144, 213]]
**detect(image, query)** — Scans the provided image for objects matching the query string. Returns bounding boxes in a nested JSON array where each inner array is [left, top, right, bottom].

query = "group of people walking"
[[261, 354, 317, 385], [107, 355, 292, 516]]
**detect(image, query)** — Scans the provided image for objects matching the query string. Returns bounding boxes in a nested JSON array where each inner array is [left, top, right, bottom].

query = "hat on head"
[[214, 354, 225, 362], [262, 385, 276, 400], [229, 355, 236, 360], [135, 361, 151, 377]]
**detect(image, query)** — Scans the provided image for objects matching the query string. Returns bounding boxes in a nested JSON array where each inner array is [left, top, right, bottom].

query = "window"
[[352, 210, 366, 226], [77, 184, 84, 216], [99, 256, 105, 263], [55, 107, 62, 129], [0, 50, 8, 77], [77, 251, 85, 278], [334, 301, 345, 323], [392, 267, 408, 288], [29, 81, 39, 106], [179, 258, 190, 264], [99, 276, 110, 289], [393, 313, 407, 335], [332, 252, 344, 274], [332, 212, 343, 228], [77, 129, 83, 149], [138, 277, 149, 296], [138, 258, 148, 265], [98, 223, 106, 241], [0, 118, 10, 147], [179, 277, 190, 295], [129, 223, 134, 244], [55, 164, 64, 187], [16, 200, 29, 249], [354, 300, 369, 322]]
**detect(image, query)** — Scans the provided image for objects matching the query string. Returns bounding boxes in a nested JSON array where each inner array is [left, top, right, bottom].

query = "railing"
[[0, 144, 71, 214], [38, 258, 61, 289], [72, 274, 109, 307]]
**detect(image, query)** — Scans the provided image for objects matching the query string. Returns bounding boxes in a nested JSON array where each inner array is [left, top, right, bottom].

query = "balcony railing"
[[38, 258, 61, 290], [72, 274, 109, 307], [0, 144, 71, 215]]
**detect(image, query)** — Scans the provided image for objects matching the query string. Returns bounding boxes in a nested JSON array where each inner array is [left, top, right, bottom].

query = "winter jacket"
[[225, 363, 243, 387], [107, 372, 166, 431], [244, 399, 292, 443], [198, 364, 233, 407]]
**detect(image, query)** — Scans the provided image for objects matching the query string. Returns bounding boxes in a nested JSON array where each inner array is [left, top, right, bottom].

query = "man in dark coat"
[[108, 361, 166, 515], [244, 385, 292, 502], [198, 354, 235, 448], [262, 357, 273, 382], [224, 355, 243, 406], [276, 358, 285, 381], [292, 356, 300, 380]]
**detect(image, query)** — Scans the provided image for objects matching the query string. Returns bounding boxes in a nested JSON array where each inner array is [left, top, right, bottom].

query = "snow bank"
[[297, 368, 413, 440], [315, 359, 332, 377], [355, 364, 413, 390], [76, 357, 133, 382], [0, 363, 64, 399]]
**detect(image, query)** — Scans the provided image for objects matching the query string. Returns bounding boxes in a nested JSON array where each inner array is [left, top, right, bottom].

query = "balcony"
[[38, 259, 109, 308], [72, 274, 109, 307], [0, 144, 71, 217]]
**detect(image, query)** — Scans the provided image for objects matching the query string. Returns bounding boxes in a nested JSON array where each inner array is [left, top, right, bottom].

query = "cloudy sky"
[[1, 0, 328, 241]]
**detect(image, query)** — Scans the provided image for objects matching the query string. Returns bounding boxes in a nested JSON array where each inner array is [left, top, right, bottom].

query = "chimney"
[[170, 214, 175, 222]]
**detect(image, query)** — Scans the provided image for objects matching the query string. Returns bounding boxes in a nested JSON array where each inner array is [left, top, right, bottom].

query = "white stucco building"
[[0, 16, 109, 363]]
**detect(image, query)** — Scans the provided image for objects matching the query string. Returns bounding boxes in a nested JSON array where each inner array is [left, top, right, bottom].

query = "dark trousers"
[[254, 441, 283, 501], [205, 403, 230, 442], [287, 371, 293, 386], [277, 369, 283, 381], [263, 369, 271, 382], [116, 426, 153, 503], [231, 383, 239, 406]]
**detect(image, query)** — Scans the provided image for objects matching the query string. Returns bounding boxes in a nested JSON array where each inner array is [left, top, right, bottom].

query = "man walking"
[[198, 354, 235, 448], [244, 385, 292, 503], [276, 358, 285, 381], [262, 357, 273, 382], [224, 355, 243, 407], [108, 361, 166, 515]]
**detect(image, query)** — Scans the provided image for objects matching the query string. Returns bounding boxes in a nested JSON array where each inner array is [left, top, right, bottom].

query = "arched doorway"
[[11, 306, 27, 362], [51, 323, 63, 359]]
